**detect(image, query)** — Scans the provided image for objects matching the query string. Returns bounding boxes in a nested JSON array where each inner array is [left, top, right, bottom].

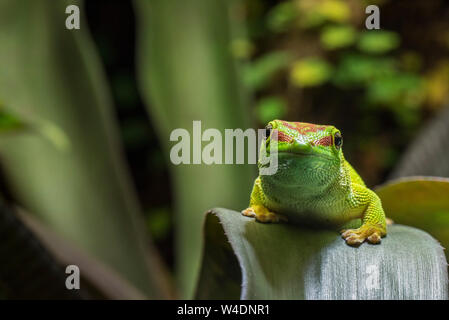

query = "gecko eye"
[[334, 132, 343, 149], [265, 124, 272, 139]]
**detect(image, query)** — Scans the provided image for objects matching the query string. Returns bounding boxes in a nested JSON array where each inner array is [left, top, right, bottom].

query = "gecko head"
[[263, 120, 343, 159], [259, 120, 344, 185]]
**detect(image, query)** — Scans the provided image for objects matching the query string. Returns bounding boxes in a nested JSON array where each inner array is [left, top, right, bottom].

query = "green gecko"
[[242, 120, 387, 246]]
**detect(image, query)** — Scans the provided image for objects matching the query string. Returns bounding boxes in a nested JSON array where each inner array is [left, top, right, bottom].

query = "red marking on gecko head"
[[315, 135, 332, 146], [275, 130, 293, 142], [279, 121, 328, 135]]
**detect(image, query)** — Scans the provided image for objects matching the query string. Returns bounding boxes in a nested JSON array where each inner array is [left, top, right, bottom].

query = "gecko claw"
[[241, 206, 288, 223], [242, 207, 256, 218], [341, 224, 385, 246]]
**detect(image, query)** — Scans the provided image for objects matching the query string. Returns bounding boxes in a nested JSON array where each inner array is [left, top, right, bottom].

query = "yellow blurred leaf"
[[425, 60, 449, 108], [230, 38, 254, 59], [297, 0, 350, 28], [376, 177, 449, 261], [320, 25, 357, 50], [318, 0, 350, 23], [290, 57, 332, 87]]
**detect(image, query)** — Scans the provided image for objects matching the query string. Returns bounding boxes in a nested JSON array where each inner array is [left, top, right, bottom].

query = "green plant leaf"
[[357, 31, 400, 54], [290, 57, 333, 87], [366, 73, 424, 107], [243, 51, 291, 90], [195, 208, 448, 299], [0, 0, 171, 298], [0, 108, 23, 133], [231, 38, 254, 59], [320, 25, 357, 50], [0, 103, 71, 150], [266, 1, 298, 33], [317, 0, 350, 23], [298, 0, 351, 28], [135, 0, 256, 298], [332, 54, 396, 87], [376, 177, 449, 261], [255, 96, 287, 124]]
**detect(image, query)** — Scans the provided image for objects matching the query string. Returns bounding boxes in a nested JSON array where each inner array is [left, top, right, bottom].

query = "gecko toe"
[[342, 225, 385, 246], [241, 208, 256, 218], [367, 232, 381, 244], [341, 229, 356, 238], [345, 235, 364, 246]]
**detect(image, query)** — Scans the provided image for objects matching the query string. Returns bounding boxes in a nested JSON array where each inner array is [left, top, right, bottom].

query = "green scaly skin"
[[242, 120, 387, 246]]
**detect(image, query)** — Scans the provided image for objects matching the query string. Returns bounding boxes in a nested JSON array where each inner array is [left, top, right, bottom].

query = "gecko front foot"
[[242, 205, 287, 223], [341, 224, 386, 246]]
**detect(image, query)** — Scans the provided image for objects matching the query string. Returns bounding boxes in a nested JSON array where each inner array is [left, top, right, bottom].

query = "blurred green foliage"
[[0, 105, 70, 150], [0, 107, 23, 133], [147, 207, 172, 241], [256, 96, 287, 124], [320, 25, 356, 50], [290, 57, 333, 87], [357, 31, 400, 54], [240, 0, 449, 185], [266, 1, 297, 32], [243, 51, 291, 89]]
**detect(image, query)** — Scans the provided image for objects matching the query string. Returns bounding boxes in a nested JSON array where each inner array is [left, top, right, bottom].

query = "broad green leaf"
[[0, 0, 171, 298], [376, 177, 449, 260], [195, 208, 448, 300], [266, 1, 298, 33], [290, 57, 332, 87], [243, 51, 291, 90], [255, 96, 287, 125], [320, 25, 357, 50], [34, 120, 71, 151], [135, 0, 255, 297], [0, 103, 70, 150], [0, 109, 23, 133], [332, 54, 396, 87], [357, 31, 400, 54]]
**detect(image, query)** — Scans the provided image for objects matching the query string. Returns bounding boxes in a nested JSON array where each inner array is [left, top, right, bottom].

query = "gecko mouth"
[[277, 151, 312, 156], [275, 150, 334, 160]]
